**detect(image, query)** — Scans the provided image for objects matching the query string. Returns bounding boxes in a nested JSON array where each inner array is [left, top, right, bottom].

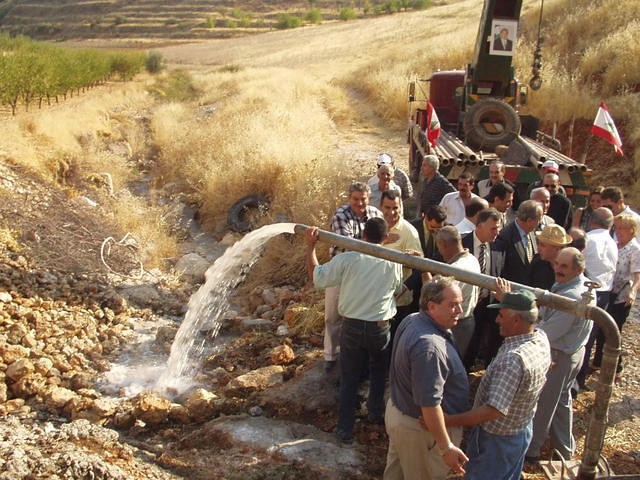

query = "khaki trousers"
[[323, 286, 342, 361], [383, 399, 462, 480]]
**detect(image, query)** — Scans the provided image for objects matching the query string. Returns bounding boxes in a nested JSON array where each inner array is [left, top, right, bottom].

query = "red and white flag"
[[591, 101, 624, 155], [426, 100, 441, 147]]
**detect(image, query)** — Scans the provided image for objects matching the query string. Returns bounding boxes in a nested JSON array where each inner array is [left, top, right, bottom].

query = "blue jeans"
[[336, 318, 390, 438], [465, 422, 533, 480]]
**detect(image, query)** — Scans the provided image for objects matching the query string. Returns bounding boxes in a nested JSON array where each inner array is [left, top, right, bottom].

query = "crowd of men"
[[304, 153, 640, 480]]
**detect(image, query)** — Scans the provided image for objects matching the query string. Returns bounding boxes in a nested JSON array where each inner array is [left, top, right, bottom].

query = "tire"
[[463, 99, 521, 152], [227, 194, 270, 233]]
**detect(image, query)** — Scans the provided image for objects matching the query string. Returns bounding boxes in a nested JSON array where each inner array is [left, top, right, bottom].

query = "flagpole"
[[580, 133, 592, 164]]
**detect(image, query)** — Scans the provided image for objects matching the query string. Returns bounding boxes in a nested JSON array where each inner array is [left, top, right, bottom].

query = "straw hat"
[[535, 224, 572, 246]]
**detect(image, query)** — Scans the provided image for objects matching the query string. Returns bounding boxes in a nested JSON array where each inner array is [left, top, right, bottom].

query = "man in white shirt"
[[600, 186, 640, 241], [576, 207, 618, 390], [436, 226, 480, 359], [454, 197, 489, 235], [439, 173, 478, 226]]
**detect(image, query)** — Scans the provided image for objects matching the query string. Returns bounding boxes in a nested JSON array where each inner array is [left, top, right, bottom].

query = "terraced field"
[[0, 0, 427, 41]]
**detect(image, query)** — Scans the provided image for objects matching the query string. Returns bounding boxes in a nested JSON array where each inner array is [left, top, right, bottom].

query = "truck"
[[407, 0, 591, 206]]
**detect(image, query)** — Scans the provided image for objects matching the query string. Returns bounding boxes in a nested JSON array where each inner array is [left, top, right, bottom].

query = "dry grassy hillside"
[[2, 0, 639, 282], [0, 0, 438, 41]]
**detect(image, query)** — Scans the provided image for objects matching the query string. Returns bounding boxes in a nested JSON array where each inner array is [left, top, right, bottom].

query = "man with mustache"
[[526, 247, 594, 463]]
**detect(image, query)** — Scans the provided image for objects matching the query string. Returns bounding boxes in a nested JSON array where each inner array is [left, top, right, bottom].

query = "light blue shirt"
[[538, 274, 594, 354], [314, 251, 403, 321]]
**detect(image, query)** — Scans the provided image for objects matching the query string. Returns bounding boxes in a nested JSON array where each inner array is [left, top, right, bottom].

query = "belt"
[[344, 317, 391, 328]]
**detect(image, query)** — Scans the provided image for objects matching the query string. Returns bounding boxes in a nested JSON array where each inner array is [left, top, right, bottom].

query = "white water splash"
[[155, 222, 297, 393]]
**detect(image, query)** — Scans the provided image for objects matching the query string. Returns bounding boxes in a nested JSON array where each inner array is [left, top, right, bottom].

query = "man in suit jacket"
[[461, 208, 506, 370], [406, 205, 447, 315], [543, 173, 573, 230], [493, 28, 513, 51], [495, 200, 543, 287]]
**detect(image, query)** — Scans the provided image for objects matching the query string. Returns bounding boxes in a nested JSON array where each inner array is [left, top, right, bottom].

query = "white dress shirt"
[[455, 217, 476, 235], [583, 228, 618, 291], [439, 191, 478, 226]]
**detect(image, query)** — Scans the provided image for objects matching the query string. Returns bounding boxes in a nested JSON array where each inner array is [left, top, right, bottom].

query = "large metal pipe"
[[295, 224, 620, 480]]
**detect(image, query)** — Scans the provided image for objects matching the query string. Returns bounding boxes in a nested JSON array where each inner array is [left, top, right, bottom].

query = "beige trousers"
[[323, 286, 342, 361], [383, 399, 462, 480]]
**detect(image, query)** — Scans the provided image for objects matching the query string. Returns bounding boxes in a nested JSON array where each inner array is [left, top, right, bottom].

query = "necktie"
[[525, 234, 533, 263], [479, 243, 488, 298]]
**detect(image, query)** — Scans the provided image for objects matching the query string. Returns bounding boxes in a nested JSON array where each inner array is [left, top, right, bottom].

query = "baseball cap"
[[541, 160, 559, 173], [377, 153, 393, 166], [535, 224, 572, 247], [487, 289, 536, 311]]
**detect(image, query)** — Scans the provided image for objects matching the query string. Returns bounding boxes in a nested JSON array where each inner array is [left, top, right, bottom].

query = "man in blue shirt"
[[384, 276, 469, 480], [306, 218, 403, 443]]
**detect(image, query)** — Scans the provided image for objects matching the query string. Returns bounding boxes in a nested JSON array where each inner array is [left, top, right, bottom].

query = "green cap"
[[487, 289, 536, 311]]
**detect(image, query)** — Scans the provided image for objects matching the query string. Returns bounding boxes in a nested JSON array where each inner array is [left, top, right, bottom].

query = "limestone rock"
[[270, 345, 295, 365], [34, 357, 54, 376], [0, 343, 30, 364], [43, 386, 78, 410], [175, 253, 210, 283], [6, 358, 35, 380], [132, 391, 171, 425], [225, 365, 284, 393], [261, 288, 277, 305], [120, 285, 161, 308], [0, 381, 7, 403], [184, 388, 218, 422], [169, 404, 191, 424], [241, 318, 272, 331], [155, 325, 178, 345], [0, 291, 12, 303]]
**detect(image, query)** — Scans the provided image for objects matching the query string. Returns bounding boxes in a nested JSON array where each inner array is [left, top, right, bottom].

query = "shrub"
[[109, 51, 145, 81], [145, 51, 163, 74], [148, 70, 199, 102], [275, 14, 301, 30], [383, 1, 399, 14], [338, 8, 357, 21], [225, 19, 237, 28], [204, 17, 216, 28], [113, 16, 126, 25], [411, 0, 430, 9], [304, 8, 322, 24], [165, 18, 178, 25]]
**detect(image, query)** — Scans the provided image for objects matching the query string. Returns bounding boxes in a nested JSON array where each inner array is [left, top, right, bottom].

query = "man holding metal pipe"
[[305, 218, 403, 444], [324, 182, 383, 373]]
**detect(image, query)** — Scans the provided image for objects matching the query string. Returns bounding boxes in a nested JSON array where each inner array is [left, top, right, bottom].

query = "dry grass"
[[0, 80, 179, 268], [149, 66, 356, 281]]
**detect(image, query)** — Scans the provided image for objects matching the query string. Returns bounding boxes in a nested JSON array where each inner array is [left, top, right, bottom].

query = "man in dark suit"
[[405, 205, 447, 315], [461, 208, 506, 370], [495, 200, 543, 287], [544, 173, 573, 230], [493, 28, 513, 51], [410, 205, 447, 261]]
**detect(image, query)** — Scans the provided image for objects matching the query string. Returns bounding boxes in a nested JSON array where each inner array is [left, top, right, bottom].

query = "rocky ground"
[[0, 107, 639, 480]]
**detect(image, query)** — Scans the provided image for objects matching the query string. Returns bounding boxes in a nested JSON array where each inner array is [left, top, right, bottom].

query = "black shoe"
[[334, 429, 354, 444], [324, 360, 337, 373]]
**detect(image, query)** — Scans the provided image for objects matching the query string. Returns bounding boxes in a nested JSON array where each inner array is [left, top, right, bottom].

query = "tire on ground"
[[227, 194, 270, 233], [463, 99, 521, 152]]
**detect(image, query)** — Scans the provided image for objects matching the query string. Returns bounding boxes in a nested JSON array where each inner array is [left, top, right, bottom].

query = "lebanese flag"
[[591, 101, 624, 155], [426, 101, 441, 147]]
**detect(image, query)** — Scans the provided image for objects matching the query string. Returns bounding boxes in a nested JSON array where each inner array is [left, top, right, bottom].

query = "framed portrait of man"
[[489, 19, 518, 57]]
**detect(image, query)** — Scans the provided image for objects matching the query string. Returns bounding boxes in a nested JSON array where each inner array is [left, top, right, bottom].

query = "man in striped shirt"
[[440, 282, 551, 480]]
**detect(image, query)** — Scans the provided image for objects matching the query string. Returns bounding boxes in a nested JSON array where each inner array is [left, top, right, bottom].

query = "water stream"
[[155, 222, 297, 393]]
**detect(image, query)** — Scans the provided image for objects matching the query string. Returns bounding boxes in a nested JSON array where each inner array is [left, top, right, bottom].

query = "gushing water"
[[155, 222, 297, 393]]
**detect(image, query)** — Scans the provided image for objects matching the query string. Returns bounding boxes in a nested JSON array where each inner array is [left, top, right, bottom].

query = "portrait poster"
[[490, 19, 518, 57]]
